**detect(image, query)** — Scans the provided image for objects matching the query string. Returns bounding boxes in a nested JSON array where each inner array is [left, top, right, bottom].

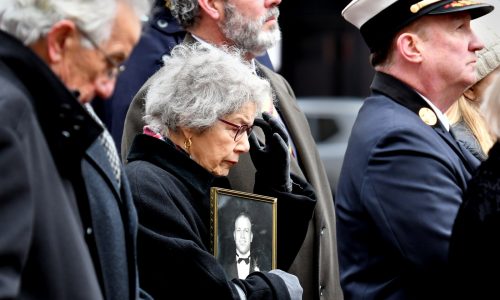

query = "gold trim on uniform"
[[418, 107, 438, 126], [410, 0, 441, 13]]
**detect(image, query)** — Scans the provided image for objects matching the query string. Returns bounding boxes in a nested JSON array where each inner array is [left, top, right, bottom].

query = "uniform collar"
[[416, 91, 450, 131], [371, 71, 448, 131]]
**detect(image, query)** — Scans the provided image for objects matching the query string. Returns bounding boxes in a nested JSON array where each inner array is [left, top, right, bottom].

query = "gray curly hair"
[[0, 0, 152, 46], [144, 43, 273, 136], [170, 0, 199, 29]]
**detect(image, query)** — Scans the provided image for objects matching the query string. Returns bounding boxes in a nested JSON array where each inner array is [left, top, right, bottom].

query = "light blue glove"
[[269, 269, 303, 300]]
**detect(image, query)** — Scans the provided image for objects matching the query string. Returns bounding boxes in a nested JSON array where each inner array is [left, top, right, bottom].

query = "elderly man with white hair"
[[0, 0, 152, 299]]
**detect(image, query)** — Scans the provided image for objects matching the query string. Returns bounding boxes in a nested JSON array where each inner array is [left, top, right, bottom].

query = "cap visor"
[[429, 2, 494, 20]]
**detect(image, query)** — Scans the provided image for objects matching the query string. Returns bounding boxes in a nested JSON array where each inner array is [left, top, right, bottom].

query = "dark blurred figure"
[[0, 0, 152, 299]]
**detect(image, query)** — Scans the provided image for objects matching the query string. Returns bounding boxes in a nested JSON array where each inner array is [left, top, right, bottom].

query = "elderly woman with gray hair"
[[449, 71, 500, 298], [125, 43, 315, 300]]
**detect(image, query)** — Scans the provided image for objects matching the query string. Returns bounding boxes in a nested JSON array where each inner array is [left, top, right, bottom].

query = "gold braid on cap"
[[410, 0, 442, 13]]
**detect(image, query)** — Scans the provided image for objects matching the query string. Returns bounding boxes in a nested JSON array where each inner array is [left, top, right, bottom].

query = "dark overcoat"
[[449, 142, 500, 299], [0, 30, 103, 299], [0, 30, 142, 300], [125, 134, 310, 299]]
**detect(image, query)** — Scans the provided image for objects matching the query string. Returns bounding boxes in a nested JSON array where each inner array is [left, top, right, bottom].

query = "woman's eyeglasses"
[[218, 118, 254, 142], [78, 28, 125, 79]]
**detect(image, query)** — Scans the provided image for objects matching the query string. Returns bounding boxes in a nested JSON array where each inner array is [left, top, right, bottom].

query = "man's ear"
[[45, 20, 78, 63], [396, 33, 423, 64], [198, 0, 225, 20]]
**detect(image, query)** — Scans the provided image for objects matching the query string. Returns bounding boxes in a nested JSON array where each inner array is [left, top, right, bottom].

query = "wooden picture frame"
[[210, 187, 277, 279]]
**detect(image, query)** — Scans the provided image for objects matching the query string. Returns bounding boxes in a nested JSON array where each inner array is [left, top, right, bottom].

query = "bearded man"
[[121, 0, 343, 299]]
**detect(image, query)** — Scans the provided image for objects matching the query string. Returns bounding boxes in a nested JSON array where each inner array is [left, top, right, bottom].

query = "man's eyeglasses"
[[78, 29, 125, 79], [218, 118, 254, 142]]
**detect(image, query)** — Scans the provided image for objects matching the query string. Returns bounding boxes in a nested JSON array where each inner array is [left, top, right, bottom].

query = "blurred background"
[[275, 0, 372, 196], [279, 0, 373, 97]]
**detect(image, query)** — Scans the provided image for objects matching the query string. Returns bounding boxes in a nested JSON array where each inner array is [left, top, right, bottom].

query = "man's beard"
[[220, 3, 281, 57]]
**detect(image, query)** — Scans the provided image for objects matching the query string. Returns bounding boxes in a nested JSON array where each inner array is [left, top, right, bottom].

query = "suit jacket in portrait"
[[121, 35, 342, 300], [223, 256, 261, 280], [336, 71, 480, 299]]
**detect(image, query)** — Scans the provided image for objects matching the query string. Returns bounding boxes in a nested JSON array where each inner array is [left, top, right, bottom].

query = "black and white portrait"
[[210, 188, 276, 279]]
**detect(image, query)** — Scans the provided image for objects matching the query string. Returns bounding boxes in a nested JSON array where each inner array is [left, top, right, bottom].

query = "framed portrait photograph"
[[210, 187, 277, 280]]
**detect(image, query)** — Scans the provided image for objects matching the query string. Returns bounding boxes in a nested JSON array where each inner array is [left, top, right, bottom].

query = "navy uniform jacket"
[[336, 72, 479, 299]]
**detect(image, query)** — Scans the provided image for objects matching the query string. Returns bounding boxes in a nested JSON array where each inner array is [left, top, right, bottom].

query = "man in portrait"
[[221, 211, 271, 279]]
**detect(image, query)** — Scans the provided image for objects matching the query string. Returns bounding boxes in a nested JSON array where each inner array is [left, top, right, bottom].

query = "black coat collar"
[[127, 134, 230, 196], [0, 30, 102, 175], [371, 72, 442, 127]]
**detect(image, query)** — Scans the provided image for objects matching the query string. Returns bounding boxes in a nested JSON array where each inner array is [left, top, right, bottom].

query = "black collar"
[[370, 71, 479, 173], [371, 71, 444, 129], [127, 134, 230, 196]]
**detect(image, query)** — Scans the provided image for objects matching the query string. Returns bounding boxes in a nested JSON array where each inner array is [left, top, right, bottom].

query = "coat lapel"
[[256, 62, 312, 179], [85, 140, 122, 199], [371, 72, 479, 174]]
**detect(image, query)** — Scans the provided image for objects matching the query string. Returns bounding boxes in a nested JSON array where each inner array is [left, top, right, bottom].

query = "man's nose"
[[94, 76, 116, 99], [266, 0, 281, 8]]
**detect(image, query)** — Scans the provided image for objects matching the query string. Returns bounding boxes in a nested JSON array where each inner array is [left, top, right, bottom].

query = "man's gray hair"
[[144, 43, 272, 136], [480, 73, 500, 139], [170, 0, 199, 29], [0, 0, 152, 46]]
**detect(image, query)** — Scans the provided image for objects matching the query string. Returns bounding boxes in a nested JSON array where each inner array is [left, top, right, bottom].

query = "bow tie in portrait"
[[237, 257, 250, 264]]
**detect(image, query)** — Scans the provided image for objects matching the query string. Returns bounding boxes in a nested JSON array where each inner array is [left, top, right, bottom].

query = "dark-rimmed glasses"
[[218, 118, 254, 142], [78, 28, 125, 79]]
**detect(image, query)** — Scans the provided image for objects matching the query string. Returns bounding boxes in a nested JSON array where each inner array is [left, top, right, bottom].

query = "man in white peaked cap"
[[336, 0, 493, 299]]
